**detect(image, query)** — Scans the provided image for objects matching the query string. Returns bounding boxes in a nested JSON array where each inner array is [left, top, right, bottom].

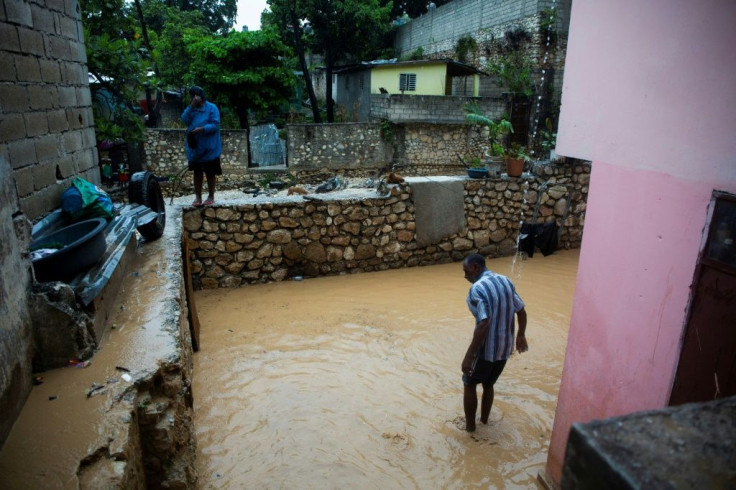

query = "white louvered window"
[[399, 73, 417, 91]]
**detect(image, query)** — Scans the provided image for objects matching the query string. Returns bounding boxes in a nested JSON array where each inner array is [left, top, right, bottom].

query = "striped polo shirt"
[[466, 270, 525, 362]]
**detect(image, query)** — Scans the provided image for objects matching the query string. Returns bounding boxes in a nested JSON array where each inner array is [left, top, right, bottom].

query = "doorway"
[[670, 192, 736, 405]]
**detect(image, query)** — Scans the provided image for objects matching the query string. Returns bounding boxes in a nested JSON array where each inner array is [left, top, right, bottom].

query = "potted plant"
[[465, 103, 514, 163], [466, 157, 489, 179], [505, 142, 530, 177]]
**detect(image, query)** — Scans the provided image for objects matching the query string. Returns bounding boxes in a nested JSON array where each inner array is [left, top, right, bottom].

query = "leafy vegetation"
[[464, 103, 514, 158], [455, 35, 477, 64]]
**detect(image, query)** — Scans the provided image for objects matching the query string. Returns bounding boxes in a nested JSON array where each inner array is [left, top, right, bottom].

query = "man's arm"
[[515, 307, 528, 353], [462, 318, 489, 373]]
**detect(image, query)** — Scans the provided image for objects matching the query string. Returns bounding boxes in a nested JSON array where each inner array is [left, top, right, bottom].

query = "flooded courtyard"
[[193, 249, 579, 488]]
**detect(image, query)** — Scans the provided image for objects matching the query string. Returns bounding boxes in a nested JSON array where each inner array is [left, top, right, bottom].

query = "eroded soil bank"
[[193, 249, 579, 488]]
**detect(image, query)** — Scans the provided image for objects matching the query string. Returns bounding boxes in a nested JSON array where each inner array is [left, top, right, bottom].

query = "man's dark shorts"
[[463, 358, 507, 386], [188, 157, 222, 176]]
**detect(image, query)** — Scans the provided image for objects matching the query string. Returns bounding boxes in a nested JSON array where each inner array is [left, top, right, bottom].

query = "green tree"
[[141, 0, 236, 35], [308, 0, 392, 122], [264, 0, 324, 123], [266, 0, 392, 123], [185, 29, 294, 161], [81, 0, 147, 142]]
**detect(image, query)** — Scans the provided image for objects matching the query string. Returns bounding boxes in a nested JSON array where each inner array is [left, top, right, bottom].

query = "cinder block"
[[17, 26, 44, 56], [47, 109, 69, 132], [75, 86, 91, 106], [23, 112, 50, 137], [28, 85, 57, 110], [0, 23, 20, 52], [7, 138, 37, 169], [14, 165, 34, 197], [32, 160, 57, 189], [46, 0, 65, 13], [69, 39, 86, 62], [57, 85, 76, 106], [35, 134, 60, 161], [39, 58, 61, 83], [75, 147, 96, 171], [59, 15, 78, 40], [30, 4, 56, 34], [0, 84, 29, 112], [66, 107, 85, 129], [0, 113, 26, 142], [62, 129, 82, 152], [20, 181, 65, 220], [14, 54, 41, 82], [0, 52, 16, 81], [45, 34, 71, 60], [64, 0, 81, 19], [56, 155, 76, 178], [5, 0, 33, 27]]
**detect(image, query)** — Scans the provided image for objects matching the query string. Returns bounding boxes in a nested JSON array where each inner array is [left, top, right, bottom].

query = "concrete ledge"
[[561, 396, 736, 489]]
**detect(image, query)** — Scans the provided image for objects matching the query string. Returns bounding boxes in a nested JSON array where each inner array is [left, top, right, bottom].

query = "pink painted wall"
[[546, 0, 736, 484]]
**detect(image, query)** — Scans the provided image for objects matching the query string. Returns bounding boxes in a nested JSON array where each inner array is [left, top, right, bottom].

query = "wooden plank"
[[181, 232, 200, 351]]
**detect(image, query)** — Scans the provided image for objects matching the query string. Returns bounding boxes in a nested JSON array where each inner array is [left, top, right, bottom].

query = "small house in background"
[[333, 59, 485, 122]]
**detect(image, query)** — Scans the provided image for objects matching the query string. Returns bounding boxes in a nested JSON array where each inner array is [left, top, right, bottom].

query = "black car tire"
[[128, 171, 166, 240]]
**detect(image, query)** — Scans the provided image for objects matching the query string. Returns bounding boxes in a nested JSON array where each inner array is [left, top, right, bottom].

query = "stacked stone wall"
[[182, 161, 590, 289], [0, 0, 98, 220], [145, 128, 250, 179]]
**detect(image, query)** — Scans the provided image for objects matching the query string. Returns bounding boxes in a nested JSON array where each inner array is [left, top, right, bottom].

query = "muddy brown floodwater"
[[193, 249, 579, 489]]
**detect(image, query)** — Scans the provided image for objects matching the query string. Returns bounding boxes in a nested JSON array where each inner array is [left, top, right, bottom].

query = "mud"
[[193, 249, 579, 488]]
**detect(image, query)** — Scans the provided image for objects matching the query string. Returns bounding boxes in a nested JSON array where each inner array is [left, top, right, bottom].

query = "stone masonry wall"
[[0, 0, 98, 221], [286, 122, 502, 181], [145, 128, 249, 179], [182, 161, 590, 289]]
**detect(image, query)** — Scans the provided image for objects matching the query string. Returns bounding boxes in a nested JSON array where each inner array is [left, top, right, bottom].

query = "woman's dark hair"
[[189, 86, 206, 101]]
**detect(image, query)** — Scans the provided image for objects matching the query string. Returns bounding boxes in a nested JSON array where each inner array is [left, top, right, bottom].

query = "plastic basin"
[[30, 218, 108, 282]]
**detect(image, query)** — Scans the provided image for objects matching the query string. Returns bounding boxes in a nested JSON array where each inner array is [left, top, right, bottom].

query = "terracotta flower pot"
[[505, 157, 525, 177]]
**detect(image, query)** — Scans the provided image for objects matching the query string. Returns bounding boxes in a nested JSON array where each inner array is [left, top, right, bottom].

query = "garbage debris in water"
[[121, 373, 133, 383], [68, 359, 91, 368], [48, 395, 58, 401], [115, 365, 130, 372], [87, 383, 106, 397], [33, 375, 44, 385]]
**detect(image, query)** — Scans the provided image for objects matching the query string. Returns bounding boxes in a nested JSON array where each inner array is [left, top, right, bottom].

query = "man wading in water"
[[461, 253, 528, 432]]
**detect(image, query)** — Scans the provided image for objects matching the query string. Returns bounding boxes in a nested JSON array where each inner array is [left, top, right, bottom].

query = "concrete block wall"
[[395, 0, 571, 59], [0, 155, 33, 447], [0, 0, 98, 221], [369, 94, 505, 124]]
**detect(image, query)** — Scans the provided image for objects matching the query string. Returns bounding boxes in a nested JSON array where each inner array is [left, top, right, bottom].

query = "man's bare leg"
[[464, 384, 478, 432], [480, 383, 494, 424]]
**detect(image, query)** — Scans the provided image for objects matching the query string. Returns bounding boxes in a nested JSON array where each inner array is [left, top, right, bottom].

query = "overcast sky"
[[236, 0, 269, 31]]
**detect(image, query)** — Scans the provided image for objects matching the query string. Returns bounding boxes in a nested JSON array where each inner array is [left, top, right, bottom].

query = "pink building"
[[545, 0, 736, 485]]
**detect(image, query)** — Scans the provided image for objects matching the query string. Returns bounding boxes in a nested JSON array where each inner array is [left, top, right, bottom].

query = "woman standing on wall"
[[182, 86, 222, 207]]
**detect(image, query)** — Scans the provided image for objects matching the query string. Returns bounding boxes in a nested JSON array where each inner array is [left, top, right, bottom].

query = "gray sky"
[[236, 0, 268, 31]]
